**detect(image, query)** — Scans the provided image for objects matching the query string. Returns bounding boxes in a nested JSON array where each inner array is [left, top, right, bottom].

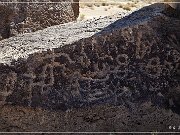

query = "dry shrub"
[[79, 14, 85, 20], [118, 4, 123, 8], [123, 6, 131, 11]]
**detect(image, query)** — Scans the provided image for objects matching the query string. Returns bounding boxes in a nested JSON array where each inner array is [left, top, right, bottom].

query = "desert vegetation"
[[78, 0, 164, 20]]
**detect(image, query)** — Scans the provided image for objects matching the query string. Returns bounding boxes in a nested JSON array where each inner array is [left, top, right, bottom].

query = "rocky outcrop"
[[0, 103, 180, 132], [0, 11, 129, 64], [0, 0, 79, 40], [0, 3, 180, 132]]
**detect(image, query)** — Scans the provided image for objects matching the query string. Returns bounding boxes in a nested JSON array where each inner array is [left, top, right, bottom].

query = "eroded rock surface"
[[0, 3, 180, 132], [0, 11, 129, 64], [0, 103, 180, 132], [0, 0, 79, 40]]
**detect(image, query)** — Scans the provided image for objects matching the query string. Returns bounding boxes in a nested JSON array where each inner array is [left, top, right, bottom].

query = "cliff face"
[[0, 3, 180, 132], [0, 0, 79, 40]]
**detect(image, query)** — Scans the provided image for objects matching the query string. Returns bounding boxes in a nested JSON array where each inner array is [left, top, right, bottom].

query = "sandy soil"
[[78, 0, 164, 20]]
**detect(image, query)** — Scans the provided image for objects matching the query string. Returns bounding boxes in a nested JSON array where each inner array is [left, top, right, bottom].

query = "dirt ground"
[[78, 0, 164, 20]]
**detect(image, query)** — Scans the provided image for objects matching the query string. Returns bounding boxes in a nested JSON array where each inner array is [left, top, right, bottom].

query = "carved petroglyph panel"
[[3, 9, 180, 110]]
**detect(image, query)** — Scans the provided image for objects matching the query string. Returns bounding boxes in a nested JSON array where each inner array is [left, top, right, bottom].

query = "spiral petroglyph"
[[0, 4, 179, 113], [0, 3, 180, 132]]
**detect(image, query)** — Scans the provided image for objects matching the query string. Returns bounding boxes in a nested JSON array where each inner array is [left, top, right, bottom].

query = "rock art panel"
[[0, 4, 179, 113], [0, 3, 180, 132]]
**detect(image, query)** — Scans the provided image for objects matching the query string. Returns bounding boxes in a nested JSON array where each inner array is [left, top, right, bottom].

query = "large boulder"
[[0, 0, 79, 40], [0, 3, 180, 132]]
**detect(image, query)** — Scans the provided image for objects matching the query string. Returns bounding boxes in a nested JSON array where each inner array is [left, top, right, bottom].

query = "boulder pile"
[[0, 0, 79, 40]]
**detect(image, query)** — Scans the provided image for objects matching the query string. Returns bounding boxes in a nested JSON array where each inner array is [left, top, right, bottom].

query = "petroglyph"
[[0, 0, 79, 40], [0, 4, 179, 112]]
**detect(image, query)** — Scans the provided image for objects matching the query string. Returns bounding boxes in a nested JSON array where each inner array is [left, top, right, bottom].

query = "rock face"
[[0, 0, 79, 40], [0, 3, 180, 132], [0, 103, 180, 132], [0, 10, 129, 64]]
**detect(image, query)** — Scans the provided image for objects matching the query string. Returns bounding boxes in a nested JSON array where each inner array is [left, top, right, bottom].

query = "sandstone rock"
[[0, 3, 180, 132], [0, 0, 79, 40]]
